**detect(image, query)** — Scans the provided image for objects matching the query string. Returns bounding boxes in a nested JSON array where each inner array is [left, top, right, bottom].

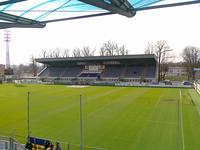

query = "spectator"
[[49, 143, 54, 150], [55, 142, 61, 150], [25, 142, 32, 150], [45, 141, 51, 150]]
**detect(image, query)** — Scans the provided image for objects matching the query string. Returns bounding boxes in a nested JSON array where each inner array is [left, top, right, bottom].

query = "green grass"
[[0, 84, 200, 150]]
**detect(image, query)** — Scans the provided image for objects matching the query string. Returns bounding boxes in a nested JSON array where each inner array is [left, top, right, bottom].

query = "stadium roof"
[[0, 0, 199, 29], [35, 54, 157, 65]]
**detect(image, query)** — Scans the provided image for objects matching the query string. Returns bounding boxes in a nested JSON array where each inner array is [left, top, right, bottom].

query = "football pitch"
[[0, 84, 200, 150]]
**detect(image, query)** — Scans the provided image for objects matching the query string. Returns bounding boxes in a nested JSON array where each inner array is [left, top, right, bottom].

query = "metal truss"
[[0, 0, 27, 6], [0, 0, 199, 28], [43, 0, 200, 24], [0, 12, 46, 29], [79, 0, 136, 17], [136, 0, 200, 11], [0, 0, 45, 29]]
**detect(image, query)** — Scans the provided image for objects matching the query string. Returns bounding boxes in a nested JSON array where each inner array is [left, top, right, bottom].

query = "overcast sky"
[[0, 3, 199, 65]]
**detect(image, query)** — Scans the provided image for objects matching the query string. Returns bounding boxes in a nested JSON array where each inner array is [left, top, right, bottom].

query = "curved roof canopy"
[[0, 0, 199, 29]]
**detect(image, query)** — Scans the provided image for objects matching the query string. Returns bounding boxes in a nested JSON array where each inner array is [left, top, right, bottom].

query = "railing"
[[194, 80, 200, 94], [27, 136, 107, 150], [0, 136, 26, 150], [0, 135, 107, 150]]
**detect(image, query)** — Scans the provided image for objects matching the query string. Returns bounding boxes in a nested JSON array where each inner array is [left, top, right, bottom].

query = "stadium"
[[0, 0, 200, 150], [36, 54, 158, 84], [0, 53, 200, 150]]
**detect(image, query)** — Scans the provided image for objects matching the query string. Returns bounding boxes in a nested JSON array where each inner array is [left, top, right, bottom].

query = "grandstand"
[[35, 54, 158, 83]]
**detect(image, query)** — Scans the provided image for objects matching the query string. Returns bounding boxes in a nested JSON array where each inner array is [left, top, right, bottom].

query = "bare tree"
[[160, 63, 169, 80], [81, 46, 95, 57], [62, 49, 70, 57], [12, 63, 43, 77], [72, 48, 82, 57], [52, 48, 61, 58], [144, 42, 154, 54], [100, 41, 117, 56], [99, 47, 106, 56], [40, 48, 70, 58], [40, 49, 47, 58], [38, 49, 47, 68], [182, 46, 200, 80], [119, 45, 129, 55], [30, 55, 37, 76], [99, 41, 128, 56], [145, 40, 173, 81], [46, 50, 53, 58]]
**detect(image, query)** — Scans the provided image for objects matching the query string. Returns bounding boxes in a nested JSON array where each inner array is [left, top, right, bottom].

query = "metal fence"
[[28, 136, 107, 150], [194, 80, 200, 94], [0, 136, 26, 150], [0, 135, 107, 150]]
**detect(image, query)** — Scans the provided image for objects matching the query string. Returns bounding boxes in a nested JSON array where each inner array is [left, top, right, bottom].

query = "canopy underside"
[[0, 0, 199, 29]]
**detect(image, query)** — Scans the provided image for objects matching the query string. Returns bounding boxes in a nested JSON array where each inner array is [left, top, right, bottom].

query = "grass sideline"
[[0, 84, 200, 150]]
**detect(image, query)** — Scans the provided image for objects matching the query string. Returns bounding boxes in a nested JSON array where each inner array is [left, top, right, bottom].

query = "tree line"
[[144, 40, 200, 81], [40, 41, 129, 58], [12, 40, 200, 81]]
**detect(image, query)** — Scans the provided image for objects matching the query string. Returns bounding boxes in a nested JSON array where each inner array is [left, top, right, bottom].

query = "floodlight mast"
[[27, 92, 30, 142], [80, 95, 83, 150], [4, 30, 11, 69]]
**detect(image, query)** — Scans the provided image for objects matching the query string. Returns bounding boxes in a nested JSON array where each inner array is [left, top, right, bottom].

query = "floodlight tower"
[[4, 30, 11, 69]]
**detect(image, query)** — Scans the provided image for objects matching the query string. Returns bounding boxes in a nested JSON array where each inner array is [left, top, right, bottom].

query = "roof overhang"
[[0, 11, 46, 29], [0, 0, 46, 28], [0, 0, 199, 29], [79, 0, 136, 17], [35, 54, 157, 65], [0, 0, 26, 6]]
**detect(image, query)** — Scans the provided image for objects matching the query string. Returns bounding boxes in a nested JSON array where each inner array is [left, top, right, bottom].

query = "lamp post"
[[27, 92, 30, 142], [80, 95, 83, 150]]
